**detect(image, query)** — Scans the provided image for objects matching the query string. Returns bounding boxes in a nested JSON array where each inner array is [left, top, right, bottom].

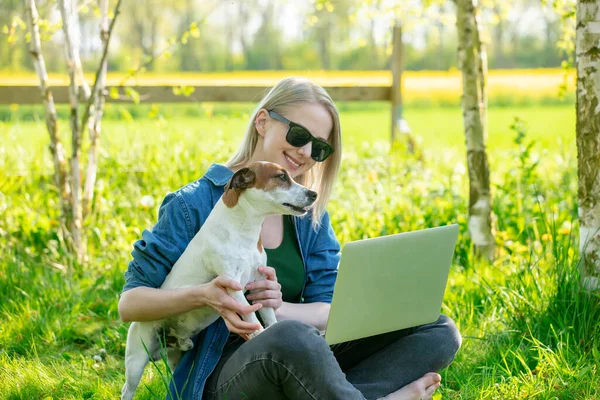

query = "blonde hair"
[[226, 77, 342, 231]]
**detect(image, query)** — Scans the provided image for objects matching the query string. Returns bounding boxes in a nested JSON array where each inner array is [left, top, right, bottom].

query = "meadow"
[[1, 79, 599, 399]]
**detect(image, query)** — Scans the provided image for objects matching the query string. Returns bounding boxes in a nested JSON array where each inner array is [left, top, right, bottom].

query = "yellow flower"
[[367, 171, 378, 183], [558, 221, 571, 235], [542, 233, 552, 242]]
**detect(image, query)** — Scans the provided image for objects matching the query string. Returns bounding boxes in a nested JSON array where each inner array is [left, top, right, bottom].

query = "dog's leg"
[[249, 270, 278, 328], [226, 287, 264, 339], [257, 305, 278, 328], [121, 322, 154, 400], [167, 348, 183, 374]]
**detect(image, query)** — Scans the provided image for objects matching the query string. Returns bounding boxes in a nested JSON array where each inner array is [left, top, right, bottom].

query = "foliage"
[[0, 0, 572, 73]]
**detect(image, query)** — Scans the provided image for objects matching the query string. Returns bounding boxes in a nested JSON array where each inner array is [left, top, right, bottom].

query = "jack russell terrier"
[[121, 161, 317, 400]]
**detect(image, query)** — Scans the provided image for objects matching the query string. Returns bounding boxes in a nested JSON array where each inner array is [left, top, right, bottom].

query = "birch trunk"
[[59, 0, 84, 258], [24, 0, 72, 239], [576, 0, 600, 290], [25, 0, 123, 263], [456, 0, 495, 260], [82, 0, 109, 219]]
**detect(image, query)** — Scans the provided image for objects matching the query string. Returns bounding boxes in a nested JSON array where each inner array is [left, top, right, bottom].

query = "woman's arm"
[[118, 277, 263, 335], [275, 301, 330, 331], [118, 286, 204, 322]]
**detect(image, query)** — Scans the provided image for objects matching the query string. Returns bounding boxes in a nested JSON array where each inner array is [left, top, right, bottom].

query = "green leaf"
[[118, 107, 133, 122], [109, 87, 119, 99], [125, 87, 140, 104], [181, 86, 195, 97]]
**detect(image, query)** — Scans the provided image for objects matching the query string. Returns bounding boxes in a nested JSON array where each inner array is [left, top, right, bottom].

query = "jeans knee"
[[436, 314, 462, 366], [262, 320, 325, 361]]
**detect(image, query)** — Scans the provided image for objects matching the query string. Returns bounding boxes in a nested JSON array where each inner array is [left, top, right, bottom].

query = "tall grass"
[[1, 103, 598, 399]]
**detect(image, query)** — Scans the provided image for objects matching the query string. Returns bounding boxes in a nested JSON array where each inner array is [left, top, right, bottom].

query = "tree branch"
[[80, 0, 123, 133]]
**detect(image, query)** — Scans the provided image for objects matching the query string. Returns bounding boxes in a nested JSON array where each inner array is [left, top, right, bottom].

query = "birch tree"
[[576, 0, 600, 290], [456, 0, 495, 260], [25, 0, 122, 262]]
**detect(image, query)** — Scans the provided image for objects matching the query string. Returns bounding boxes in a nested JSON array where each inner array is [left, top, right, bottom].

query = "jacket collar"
[[204, 163, 234, 187]]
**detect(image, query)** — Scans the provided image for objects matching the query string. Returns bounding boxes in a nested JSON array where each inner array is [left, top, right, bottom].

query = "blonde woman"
[[119, 77, 461, 400]]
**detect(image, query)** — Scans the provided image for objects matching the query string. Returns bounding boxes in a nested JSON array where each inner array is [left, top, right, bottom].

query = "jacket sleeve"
[[301, 211, 341, 304], [122, 191, 194, 292]]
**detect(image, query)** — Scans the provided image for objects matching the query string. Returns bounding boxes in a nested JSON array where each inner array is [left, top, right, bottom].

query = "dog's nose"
[[306, 190, 317, 202]]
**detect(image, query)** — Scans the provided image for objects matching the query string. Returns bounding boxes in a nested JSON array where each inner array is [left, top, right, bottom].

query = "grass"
[[1, 101, 599, 399]]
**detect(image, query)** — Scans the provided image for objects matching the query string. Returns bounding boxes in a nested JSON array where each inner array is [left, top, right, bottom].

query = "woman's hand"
[[199, 276, 262, 335], [245, 266, 283, 311]]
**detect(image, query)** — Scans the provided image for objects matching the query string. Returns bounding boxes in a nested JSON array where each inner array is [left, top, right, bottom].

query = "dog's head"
[[223, 161, 317, 217]]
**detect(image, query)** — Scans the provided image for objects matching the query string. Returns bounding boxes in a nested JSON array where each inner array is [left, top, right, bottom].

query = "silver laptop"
[[321, 224, 459, 345]]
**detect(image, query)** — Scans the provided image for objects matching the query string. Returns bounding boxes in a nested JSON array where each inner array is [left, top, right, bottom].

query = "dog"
[[121, 161, 317, 400]]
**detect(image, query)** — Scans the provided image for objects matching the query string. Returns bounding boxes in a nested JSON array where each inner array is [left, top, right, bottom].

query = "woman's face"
[[252, 102, 333, 179]]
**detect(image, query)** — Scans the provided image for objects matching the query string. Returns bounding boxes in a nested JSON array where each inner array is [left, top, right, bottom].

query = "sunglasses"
[[267, 110, 334, 162]]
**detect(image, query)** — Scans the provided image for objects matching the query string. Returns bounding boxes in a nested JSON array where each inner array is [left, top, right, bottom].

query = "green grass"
[[1, 103, 599, 399]]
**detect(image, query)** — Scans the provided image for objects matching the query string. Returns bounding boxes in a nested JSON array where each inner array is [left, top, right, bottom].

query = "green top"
[[264, 215, 305, 303]]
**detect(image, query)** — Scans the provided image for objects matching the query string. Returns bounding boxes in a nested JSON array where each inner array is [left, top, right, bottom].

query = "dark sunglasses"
[[267, 110, 334, 162]]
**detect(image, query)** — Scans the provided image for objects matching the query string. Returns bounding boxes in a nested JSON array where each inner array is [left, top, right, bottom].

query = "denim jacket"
[[122, 163, 341, 399]]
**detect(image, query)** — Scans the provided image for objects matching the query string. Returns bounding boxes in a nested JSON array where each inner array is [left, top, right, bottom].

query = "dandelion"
[[542, 233, 552, 241], [558, 221, 571, 235], [140, 195, 155, 209]]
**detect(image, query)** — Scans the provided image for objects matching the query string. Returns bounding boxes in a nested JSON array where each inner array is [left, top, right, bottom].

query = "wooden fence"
[[0, 25, 407, 140]]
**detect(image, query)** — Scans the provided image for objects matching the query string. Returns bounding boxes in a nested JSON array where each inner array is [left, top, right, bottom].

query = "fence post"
[[391, 21, 411, 147]]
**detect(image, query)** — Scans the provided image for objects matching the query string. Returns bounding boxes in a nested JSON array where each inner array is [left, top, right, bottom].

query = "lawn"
[[1, 102, 599, 399]]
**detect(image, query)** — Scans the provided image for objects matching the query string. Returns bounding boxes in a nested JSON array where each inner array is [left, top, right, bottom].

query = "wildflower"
[[558, 221, 571, 235], [140, 195, 155, 209], [541, 233, 552, 241], [367, 171, 378, 183]]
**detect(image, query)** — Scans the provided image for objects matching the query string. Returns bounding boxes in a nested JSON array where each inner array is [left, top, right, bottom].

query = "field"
[[1, 70, 599, 399]]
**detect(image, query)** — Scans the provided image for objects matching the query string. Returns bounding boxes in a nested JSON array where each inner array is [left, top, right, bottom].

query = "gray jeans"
[[202, 314, 461, 400]]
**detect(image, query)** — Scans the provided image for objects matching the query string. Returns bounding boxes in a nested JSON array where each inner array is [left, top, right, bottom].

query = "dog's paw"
[[247, 328, 264, 341], [178, 338, 194, 351]]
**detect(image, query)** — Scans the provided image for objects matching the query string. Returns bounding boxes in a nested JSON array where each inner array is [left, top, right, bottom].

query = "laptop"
[[321, 224, 459, 345]]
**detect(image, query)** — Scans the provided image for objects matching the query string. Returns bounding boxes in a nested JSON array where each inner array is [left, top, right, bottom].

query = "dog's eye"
[[278, 174, 288, 182]]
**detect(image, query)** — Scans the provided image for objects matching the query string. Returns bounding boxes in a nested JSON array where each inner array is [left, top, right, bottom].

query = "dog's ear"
[[228, 168, 256, 191]]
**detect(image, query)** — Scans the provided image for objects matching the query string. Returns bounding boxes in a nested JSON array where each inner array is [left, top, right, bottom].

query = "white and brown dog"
[[121, 161, 317, 400]]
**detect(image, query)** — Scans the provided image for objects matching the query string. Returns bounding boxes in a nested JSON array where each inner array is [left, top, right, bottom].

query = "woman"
[[118, 77, 462, 400]]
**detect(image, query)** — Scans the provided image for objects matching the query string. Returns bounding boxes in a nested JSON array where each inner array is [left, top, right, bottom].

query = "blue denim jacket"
[[122, 163, 341, 399]]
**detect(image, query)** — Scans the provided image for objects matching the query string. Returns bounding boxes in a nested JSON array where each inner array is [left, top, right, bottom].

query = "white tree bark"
[[59, 0, 84, 258], [24, 0, 72, 236], [576, 0, 600, 290], [82, 0, 109, 219], [456, 0, 495, 260]]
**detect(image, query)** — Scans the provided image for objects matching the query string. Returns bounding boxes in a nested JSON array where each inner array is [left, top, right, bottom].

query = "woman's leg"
[[338, 314, 462, 400], [203, 319, 366, 400]]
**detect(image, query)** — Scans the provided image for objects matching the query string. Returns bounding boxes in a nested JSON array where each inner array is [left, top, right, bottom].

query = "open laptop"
[[321, 224, 459, 345]]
